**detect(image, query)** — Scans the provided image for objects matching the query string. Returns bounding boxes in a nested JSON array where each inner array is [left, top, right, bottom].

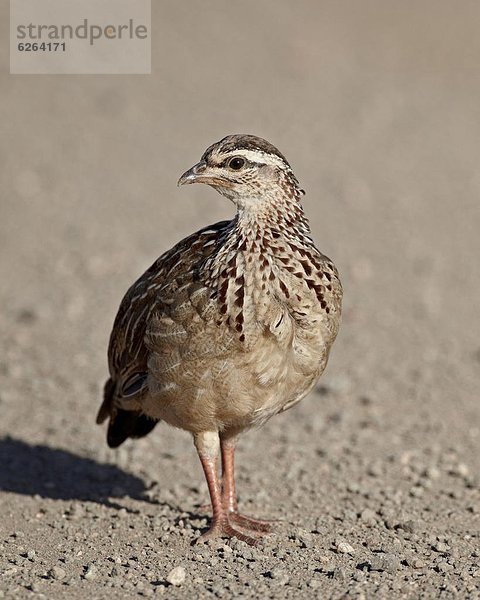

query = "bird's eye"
[[228, 157, 245, 170]]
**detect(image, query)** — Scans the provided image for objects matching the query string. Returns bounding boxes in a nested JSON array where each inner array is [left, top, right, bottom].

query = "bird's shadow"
[[0, 436, 150, 508]]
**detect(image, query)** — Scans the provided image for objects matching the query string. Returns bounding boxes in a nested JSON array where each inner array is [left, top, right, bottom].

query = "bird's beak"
[[177, 161, 207, 186], [177, 161, 233, 189]]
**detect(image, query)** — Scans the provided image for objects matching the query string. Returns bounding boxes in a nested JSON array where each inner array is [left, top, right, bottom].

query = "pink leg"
[[220, 436, 238, 513], [194, 432, 258, 546], [220, 436, 277, 534]]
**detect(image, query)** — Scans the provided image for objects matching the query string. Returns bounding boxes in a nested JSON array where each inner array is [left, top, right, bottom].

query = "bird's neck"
[[235, 192, 312, 246]]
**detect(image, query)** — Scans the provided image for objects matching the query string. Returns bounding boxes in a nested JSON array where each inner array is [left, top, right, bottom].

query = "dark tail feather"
[[96, 378, 116, 425], [107, 410, 159, 448], [97, 377, 159, 448]]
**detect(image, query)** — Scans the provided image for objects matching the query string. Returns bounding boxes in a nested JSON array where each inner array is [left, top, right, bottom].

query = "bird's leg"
[[220, 436, 275, 534], [194, 432, 258, 546], [219, 436, 238, 513]]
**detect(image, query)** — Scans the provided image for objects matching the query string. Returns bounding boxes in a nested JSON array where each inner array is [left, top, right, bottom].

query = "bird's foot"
[[228, 511, 277, 534], [196, 518, 259, 546], [195, 503, 280, 535]]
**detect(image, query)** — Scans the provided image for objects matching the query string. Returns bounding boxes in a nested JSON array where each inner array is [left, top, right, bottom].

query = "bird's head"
[[178, 134, 302, 209]]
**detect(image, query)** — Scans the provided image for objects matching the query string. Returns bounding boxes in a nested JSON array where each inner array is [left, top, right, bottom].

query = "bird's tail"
[[96, 378, 159, 448]]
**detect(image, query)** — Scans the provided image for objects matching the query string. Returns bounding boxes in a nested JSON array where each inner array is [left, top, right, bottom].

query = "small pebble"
[[437, 560, 454, 573], [360, 508, 376, 525], [369, 553, 400, 574], [333, 566, 348, 581], [84, 563, 97, 580], [269, 567, 289, 586], [423, 466, 441, 480], [452, 464, 469, 477], [400, 520, 419, 534], [367, 462, 382, 477], [297, 532, 314, 548], [337, 541, 355, 554], [220, 544, 233, 555], [12, 531, 24, 538], [48, 566, 66, 580], [434, 542, 449, 553], [411, 558, 425, 569], [166, 566, 186, 586], [384, 518, 398, 530], [409, 486, 424, 498], [347, 482, 360, 494]]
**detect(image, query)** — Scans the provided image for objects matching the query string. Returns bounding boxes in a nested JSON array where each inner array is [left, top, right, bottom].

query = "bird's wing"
[[97, 220, 232, 422]]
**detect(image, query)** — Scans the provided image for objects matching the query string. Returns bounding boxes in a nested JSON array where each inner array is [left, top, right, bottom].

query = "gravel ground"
[[1, 2, 480, 598]]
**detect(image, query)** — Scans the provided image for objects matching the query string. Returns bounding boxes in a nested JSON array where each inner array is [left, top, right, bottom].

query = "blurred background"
[[1, 0, 479, 594]]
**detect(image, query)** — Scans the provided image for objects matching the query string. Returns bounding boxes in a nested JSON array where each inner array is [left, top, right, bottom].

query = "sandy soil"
[[1, 1, 480, 598]]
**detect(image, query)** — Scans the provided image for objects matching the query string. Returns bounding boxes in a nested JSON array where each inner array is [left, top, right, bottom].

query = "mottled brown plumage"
[[97, 134, 342, 544]]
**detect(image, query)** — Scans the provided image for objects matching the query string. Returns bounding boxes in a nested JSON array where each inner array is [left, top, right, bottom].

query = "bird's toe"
[[228, 512, 278, 534], [195, 519, 259, 546]]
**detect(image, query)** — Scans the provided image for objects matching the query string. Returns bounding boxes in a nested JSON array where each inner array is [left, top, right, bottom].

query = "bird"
[[97, 134, 342, 545]]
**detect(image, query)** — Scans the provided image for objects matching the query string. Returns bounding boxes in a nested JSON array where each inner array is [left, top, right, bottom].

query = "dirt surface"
[[1, 1, 480, 598]]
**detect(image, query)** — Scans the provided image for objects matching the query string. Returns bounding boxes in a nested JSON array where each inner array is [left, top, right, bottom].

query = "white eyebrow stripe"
[[224, 149, 287, 168]]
